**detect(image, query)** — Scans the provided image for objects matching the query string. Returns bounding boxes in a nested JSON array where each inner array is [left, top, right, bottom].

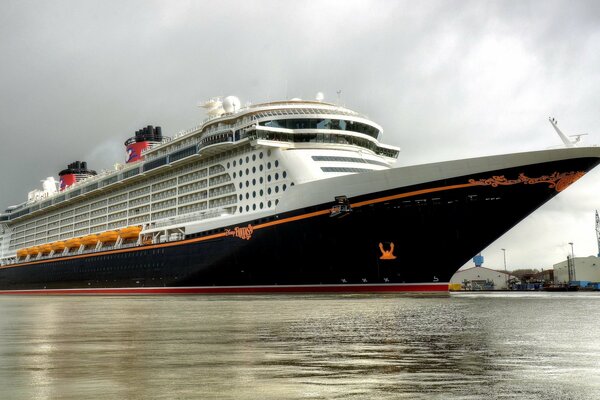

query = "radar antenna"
[[548, 117, 587, 147]]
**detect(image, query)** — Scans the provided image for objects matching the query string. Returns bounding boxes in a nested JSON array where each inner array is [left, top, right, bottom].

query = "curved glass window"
[[248, 129, 399, 159], [259, 118, 379, 139]]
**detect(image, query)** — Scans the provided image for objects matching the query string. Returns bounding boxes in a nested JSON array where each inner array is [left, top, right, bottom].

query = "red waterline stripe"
[[0, 283, 449, 295]]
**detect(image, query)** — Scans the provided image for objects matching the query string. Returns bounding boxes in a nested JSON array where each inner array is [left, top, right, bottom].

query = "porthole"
[[246, 156, 249, 163], [227, 162, 230, 168], [275, 173, 279, 180], [260, 177, 264, 184], [283, 171, 287, 178], [233, 172, 236, 178], [267, 162, 272, 169], [239, 183, 243, 189], [252, 191, 256, 198], [275, 160, 279, 167], [245, 168, 249, 175], [233, 160, 237, 167], [267, 150, 271, 157], [239, 195, 243, 201], [268, 200, 272, 207], [246, 193, 249, 199], [252, 154, 256, 161], [260, 189, 264, 196], [268, 188, 272, 195], [239, 206, 243, 213], [246, 205, 249, 211], [275, 186, 279, 193], [283, 184, 287, 191], [259, 152, 264, 159], [259, 165, 264, 172], [260, 202, 264, 209], [239, 158, 243, 165], [267, 175, 272, 182], [239, 170, 243, 177], [252, 204, 256, 210], [246, 180, 250, 187], [275, 199, 279, 205], [252, 166, 256, 173], [252, 178, 256, 185]]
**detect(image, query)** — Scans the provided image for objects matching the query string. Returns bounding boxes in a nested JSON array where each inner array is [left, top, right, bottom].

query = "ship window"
[[252, 154, 256, 161], [267, 162, 271, 169], [252, 178, 256, 185], [246, 156, 249, 163], [260, 202, 264, 209], [260, 189, 264, 196], [275, 160, 279, 167], [259, 165, 263, 172], [283, 171, 287, 178], [260, 152, 264, 159]]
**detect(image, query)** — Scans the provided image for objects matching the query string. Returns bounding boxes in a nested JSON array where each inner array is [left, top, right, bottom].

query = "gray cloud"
[[1, 0, 599, 270]]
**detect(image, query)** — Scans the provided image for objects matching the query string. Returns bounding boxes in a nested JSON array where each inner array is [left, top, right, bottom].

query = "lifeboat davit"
[[64, 238, 82, 249], [51, 241, 66, 251], [38, 244, 52, 254], [17, 249, 28, 258], [81, 234, 100, 246], [118, 226, 142, 239], [98, 230, 119, 242]]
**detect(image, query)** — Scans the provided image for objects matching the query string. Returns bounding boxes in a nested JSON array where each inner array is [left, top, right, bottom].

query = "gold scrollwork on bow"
[[468, 171, 585, 192]]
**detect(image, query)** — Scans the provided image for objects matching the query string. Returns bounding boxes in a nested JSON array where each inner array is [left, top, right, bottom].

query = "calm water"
[[0, 292, 599, 399]]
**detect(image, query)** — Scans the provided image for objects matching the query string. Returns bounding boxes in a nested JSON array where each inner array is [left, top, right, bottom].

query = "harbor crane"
[[596, 210, 600, 257]]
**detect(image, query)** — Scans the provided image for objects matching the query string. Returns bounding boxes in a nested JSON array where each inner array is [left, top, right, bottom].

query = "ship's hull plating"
[[1, 154, 599, 295]]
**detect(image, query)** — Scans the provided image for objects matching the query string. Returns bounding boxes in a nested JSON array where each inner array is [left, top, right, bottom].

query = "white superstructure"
[[0, 96, 400, 265]]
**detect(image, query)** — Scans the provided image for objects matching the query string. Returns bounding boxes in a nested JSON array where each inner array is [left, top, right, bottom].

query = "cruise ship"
[[0, 95, 599, 294]]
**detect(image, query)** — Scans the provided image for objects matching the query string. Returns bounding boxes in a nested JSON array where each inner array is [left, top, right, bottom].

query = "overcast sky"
[[1, 0, 599, 271]]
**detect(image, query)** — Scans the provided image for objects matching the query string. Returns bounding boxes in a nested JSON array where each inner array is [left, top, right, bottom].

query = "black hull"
[[1, 155, 598, 294]]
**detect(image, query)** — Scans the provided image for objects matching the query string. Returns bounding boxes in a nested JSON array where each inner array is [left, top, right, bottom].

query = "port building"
[[450, 266, 513, 290], [553, 256, 600, 284]]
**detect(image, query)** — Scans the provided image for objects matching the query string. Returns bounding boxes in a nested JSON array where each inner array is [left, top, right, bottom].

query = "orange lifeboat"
[[38, 244, 52, 254], [51, 241, 66, 251], [118, 226, 142, 239], [17, 249, 28, 258], [98, 230, 119, 242], [81, 234, 100, 246], [65, 238, 82, 249], [27, 246, 40, 256]]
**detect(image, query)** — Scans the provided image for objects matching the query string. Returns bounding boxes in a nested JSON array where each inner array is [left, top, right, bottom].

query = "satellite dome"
[[222, 96, 241, 113], [315, 92, 324, 101]]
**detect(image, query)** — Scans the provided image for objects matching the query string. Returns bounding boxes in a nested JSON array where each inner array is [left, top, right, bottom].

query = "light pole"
[[568, 242, 576, 282], [501, 248, 508, 289]]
